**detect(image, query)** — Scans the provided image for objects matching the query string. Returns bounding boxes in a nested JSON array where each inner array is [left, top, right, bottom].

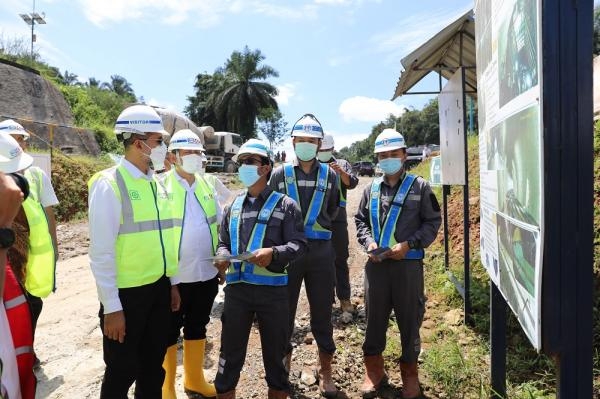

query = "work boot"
[[267, 388, 288, 398], [216, 390, 235, 399], [360, 354, 388, 398], [317, 351, 338, 398], [400, 361, 422, 399], [183, 339, 217, 398], [340, 299, 354, 314], [161, 344, 178, 399]]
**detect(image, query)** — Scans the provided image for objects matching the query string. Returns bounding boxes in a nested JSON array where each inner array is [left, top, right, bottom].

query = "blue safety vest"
[[227, 191, 288, 285], [369, 175, 424, 260], [283, 163, 331, 240]]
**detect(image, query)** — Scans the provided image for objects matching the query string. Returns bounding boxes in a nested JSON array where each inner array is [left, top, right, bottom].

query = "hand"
[[217, 270, 226, 285], [329, 162, 343, 174], [170, 285, 181, 311], [0, 172, 24, 227], [388, 242, 410, 261], [367, 242, 388, 263], [248, 248, 273, 268], [103, 310, 126, 343], [214, 260, 230, 273]]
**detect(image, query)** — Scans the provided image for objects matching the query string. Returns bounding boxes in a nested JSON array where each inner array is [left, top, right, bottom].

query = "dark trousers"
[[99, 275, 171, 399], [362, 259, 425, 363], [168, 277, 218, 345], [331, 219, 351, 301], [287, 239, 336, 354], [215, 283, 290, 393], [25, 293, 43, 333]]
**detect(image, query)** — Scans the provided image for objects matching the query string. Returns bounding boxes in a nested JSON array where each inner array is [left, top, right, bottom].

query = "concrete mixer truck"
[[153, 106, 241, 172]]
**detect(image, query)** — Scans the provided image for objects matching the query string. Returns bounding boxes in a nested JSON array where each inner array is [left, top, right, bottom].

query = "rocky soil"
[[34, 176, 445, 398]]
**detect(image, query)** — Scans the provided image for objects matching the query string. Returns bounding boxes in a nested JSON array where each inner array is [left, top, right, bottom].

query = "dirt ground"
[[34, 176, 432, 398]]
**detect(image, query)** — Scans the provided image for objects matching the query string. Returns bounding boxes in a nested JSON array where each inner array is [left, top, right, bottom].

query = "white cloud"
[[370, 5, 472, 65], [338, 96, 406, 123], [76, 0, 320, 27], [274, 83, 297, 106]]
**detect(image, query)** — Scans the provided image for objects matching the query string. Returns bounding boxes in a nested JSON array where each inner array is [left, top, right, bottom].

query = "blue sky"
[[1, 0, 472, 153]]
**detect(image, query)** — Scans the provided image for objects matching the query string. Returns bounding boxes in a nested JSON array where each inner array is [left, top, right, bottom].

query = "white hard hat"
[[291, 114, 324, 138], [374, 128, 406, 153], [233, 139, 271, 162], [321, 134, 334, 150], [168, 129, 205, 152], [114, 105, 167, 137], [0, 119, 30, 139], [0, 132, 33, 173]]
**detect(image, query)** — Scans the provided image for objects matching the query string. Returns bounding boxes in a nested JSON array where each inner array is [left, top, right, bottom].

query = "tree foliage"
[[101, 74, 136, 101], [258, 108, 288, 150], [595, 5, 600, 56], [186, 46, 279, 140]]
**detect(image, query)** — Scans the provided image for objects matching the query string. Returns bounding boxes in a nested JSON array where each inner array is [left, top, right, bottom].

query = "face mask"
[[317, 151, 332, 163], [295, 142, 318, 161], [142, 141, 168, 170], [379, 157, 403, 175], [238, 164, 261, 187], [179, 154, 203, 174]]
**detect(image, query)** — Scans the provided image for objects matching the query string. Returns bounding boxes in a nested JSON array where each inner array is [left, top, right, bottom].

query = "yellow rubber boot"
[[184, 339, 217, 398], [162, 344, 177, 399]]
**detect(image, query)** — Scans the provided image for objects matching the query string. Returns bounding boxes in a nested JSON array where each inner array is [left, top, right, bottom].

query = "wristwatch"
[[0, 227, 16, 249], [271, 247, 279, 261], [407, 240, 417, 250]]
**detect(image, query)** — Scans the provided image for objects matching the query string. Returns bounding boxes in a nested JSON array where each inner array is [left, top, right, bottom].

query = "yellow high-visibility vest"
[[88, 165, 182, 288]]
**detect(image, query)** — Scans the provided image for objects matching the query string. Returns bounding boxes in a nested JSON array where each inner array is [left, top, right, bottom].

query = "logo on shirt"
[[129, 190, 141, 200]]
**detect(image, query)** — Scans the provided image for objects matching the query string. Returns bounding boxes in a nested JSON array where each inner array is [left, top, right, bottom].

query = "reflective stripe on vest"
[[4, 294, 27, 310], [338, 177, 347, 208], [369, 175, 424, 260], [88, 166, 181, 288], [23, 196, 56, 297], [283, 163, 331, 240], [227, 191, 287, 286], [165, 171, 219, 254]]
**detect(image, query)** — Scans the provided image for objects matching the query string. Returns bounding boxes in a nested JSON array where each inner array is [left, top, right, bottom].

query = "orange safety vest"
[[3, 263, 36, 399]]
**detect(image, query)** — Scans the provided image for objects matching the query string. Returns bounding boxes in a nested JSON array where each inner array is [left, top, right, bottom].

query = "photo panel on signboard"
[[497, 213, 539, 343], [498, 0, 539, 108], [494, 105, 541, 227]]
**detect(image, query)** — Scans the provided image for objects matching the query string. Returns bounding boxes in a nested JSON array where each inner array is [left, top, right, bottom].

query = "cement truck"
[[153, 106, 241, 172]]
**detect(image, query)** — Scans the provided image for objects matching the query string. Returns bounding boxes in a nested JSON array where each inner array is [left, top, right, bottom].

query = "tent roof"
[[392, 9, 476, 100]]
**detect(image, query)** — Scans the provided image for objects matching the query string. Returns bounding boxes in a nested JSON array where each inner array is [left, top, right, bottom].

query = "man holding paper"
[[213, 139, 307, 399], [354, 128, 441, 399]]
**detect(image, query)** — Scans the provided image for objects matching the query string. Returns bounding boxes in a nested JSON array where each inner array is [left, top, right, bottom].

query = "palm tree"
[[101, 75, 135, 100], [87, 77, 101, 88], [211, 46, 279, 140], [62, 70, 79, 86]]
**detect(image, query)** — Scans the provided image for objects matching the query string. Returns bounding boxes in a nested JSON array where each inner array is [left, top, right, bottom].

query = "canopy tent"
[[392, 9, 476, 100]]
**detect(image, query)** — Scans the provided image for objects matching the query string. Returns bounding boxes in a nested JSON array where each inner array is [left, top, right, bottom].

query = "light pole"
[[19, 0, 46, 61]]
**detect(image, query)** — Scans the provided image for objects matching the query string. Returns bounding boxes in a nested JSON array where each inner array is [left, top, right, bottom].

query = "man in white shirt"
[[88, 105, 179, 398], [160, 129, 223, 399]]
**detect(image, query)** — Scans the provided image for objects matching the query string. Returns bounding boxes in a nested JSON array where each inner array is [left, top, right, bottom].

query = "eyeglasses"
[[139, 138, 164, 146], [238, 157, 263, 166]]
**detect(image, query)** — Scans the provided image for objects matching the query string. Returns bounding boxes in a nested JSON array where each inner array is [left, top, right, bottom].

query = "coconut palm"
[[101, 75, 135, 100], [211, 46, 279, 140]]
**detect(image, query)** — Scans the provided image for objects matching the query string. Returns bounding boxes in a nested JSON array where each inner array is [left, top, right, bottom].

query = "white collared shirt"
[[171, 170, 222, 284], [88, 159, 154, 314]]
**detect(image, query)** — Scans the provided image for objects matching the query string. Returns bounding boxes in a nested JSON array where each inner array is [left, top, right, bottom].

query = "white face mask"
[[317, 151, 333, 163], [142, 141, 168, 170], [179, 153, 203, 174]]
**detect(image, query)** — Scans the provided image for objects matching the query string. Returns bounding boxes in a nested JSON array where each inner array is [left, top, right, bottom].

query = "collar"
[[245, 186, 274, 204], [292, 157, 320, 173], [174, 169, 197, 189], [121, 158, 153, 181], [382, 170, 407, 188]]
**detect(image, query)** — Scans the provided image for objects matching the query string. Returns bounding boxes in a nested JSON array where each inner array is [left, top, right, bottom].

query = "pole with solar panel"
[[19, 0, 46, 62]]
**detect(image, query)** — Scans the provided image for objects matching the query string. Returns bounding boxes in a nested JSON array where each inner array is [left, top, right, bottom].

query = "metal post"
[[442, 184, 450, 271], [490, 282, 507, 399]]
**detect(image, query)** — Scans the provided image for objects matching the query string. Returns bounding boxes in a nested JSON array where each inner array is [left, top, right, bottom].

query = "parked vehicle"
[[352, 161, 375, 177]]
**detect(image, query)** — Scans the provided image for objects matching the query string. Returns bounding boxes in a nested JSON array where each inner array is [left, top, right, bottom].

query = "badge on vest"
[[231, 209, 241, 217], [129, 190, 140, 200], [286, 176, 295, 185], [259, 208, 271, 219]]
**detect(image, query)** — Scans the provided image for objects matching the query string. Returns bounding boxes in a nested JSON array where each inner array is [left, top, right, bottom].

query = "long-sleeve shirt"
[[324, 157, 358, 222], [171, 170, 223, 284], [88, 159, 176, 314], [269, 159, 340, 233], [217, 186, 307, 273], [355, 171, 442, 251]]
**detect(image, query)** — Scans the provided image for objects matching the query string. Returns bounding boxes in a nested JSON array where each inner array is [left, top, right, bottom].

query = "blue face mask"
[[378, 157, 403, 175], [294, 142, 318, 161], [238, 164, 261, 187]]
